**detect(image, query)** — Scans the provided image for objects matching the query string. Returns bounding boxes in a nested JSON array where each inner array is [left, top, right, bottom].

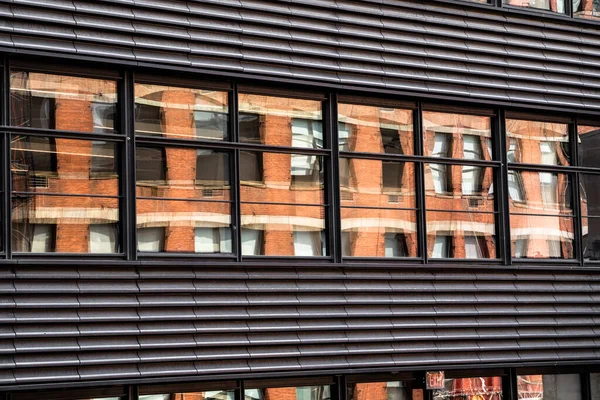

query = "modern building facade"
[[2, 0, 600, 399]]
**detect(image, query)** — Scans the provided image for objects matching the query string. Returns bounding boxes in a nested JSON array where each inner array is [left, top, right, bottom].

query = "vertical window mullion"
[[231, 83, 242, 262], [415, 102, 427, 263], [498, 109, 512, 264], [327, 92, 341, 263], [572, 118, 583, 265], [2, 59, 10, 258], [124, 70, 137, 260]]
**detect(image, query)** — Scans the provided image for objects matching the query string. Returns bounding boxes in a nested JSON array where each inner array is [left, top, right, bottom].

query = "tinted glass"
[[11, 71, 117, 133], [507, 171, 572, 215], [341, 207, 417, 257], [136, 147, 230, 200], [426, 211, 496, 259], [239, 152, 324, 205], [134, 83, 228, 141], [238, 94, 323, 148], [578, 124, 600, 168], [338, 103, 414, 155], [504, 0, 567, 13], [583, 216, 600, 261], [424, 164, 495, 212], [506, 119, 570, 166], [137, 199, 231, 253], [510, 215, 574, 259], [433, 377, 503, 400], [340, 158, 415, 209], [423, 112, 492, 159], [348, 381, 416, 400], [12, 195, 119, 253], [240, 204, 326, 256], [12, 136, 119, 196], [580, 173, 600, 216], [517, 374, 582, 400]]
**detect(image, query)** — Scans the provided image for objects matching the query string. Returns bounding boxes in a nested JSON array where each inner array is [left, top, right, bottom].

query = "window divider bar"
[[232, 83, 242, 262], [493, 109, 507, 263], [415, 102, 427, 263], [3, 58, 12, 258], [572, 118, 584, 265], [327, 92, 341, 263], [124, 70, 137, 261], [498, 109, 512, 264]]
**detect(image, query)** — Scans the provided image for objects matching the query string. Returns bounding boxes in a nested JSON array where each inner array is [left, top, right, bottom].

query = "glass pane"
[[506, 119, 570, 165], [423, 111, 492, 160], [11, 136, 119, 196], [517, 374, 581, 400], [508, 170, 572, 215], [426, 211, 496, 259], [338, 103, 414, 155], [240, 152, 324, 205], [12, 195, 119, 253], [10, 70, 117, 133], [238, 93, 323, 148], [424, 164, 495, 212], [245, 386, 330, 400], [433, 377, 503, 400], [591, 373, 600, 400], [574, 0, 600, 20], [348, 381, 416, 400], [136, 146, 230, 200], [139, 392, 234, 400], [504, 0, 567, 13], [340, 158, 415, 209], [137, 199, 231, 253], [240, 204, 326, 256], [510, 215, 574, 259], [341, 207, 417, 257], [579, 124, 600, 168], [134, 83, 228, 141], [580, 173, 600, 216], [583, 216, 600, 261]]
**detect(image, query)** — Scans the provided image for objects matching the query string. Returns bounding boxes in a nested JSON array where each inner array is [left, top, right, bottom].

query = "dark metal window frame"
[[0, 59, 599, 266]]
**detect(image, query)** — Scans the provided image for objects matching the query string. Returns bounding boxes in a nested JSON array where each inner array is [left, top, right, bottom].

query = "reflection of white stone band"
[[341, 218, 416, 233], [14, 207, 119, 224], [511, 227, 574, 239], [426, 220, 495, 235]]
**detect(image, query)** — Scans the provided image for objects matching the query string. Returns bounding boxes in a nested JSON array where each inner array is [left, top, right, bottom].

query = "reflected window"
[[13, 223, 55, 253], [294, 231, 325, 256], [432, 234, 452, 258], [194, 110, 228, 140], [513, 237, 529, 258], [90, 224, 118, 254], [517, 374, 581, 400], [136, 147, 166, 182], [195, 227, 232, 253], [504, 0, 567, 13], [239, 112, 261, 143], [465, 235, 489, 259], [433, 376, 503, 400], [240, 151, 263, 183], [242, 228, 264, 256], [91, 141, 117, 177], [135, 103, 162, 136], [384, 232, 409, 257], [382, 161, 404, 192], [137, 227, 165, 252], [431, 132, 452, 194], [92, 102, 116, 134], [462, 135, 484, 196], [196, 150, 229, 187]]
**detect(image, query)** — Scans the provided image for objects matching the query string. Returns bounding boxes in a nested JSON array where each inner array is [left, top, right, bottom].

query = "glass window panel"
[[10, 70, 117, 133], [137, 199, 231, 253], [433, 377, 503, 400], [338, 103, 414, 155], [134, 83, 228, 141], [238, 94, 323, 147], [341, 207, 417, 258], [11, 136, 119, 196], [426, 211, 497, 259], [510, 215, 574, 259], [580, 173, 600, 216], [240, 152, 324, 205], [340, 158, 415, 209], [89, 223, 118, 253], [136, 147, 230, 200], [517, 374, 581, 400], [579, 124, 600, 168], [424, 164, 495, 212], [12, 195, 119, 253], [240, 204, 326, 256], [506, 119, 570, 165], [347, 381, 415, 400], [423, 112, 492, 159], [245, 386, 330, 400], [583, 216, 600, 261], [508, 171, 572, 215], [504, 0, 567, 13], [574, 0, 600, 20], [137, 227, 165, 252], [591, 373, 600, 399], [139, 392, 234, 400]]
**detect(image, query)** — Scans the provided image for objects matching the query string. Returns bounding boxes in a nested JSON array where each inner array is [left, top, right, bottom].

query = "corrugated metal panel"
[[2, 265, 600, 386], [0, 0, 597, 110]]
